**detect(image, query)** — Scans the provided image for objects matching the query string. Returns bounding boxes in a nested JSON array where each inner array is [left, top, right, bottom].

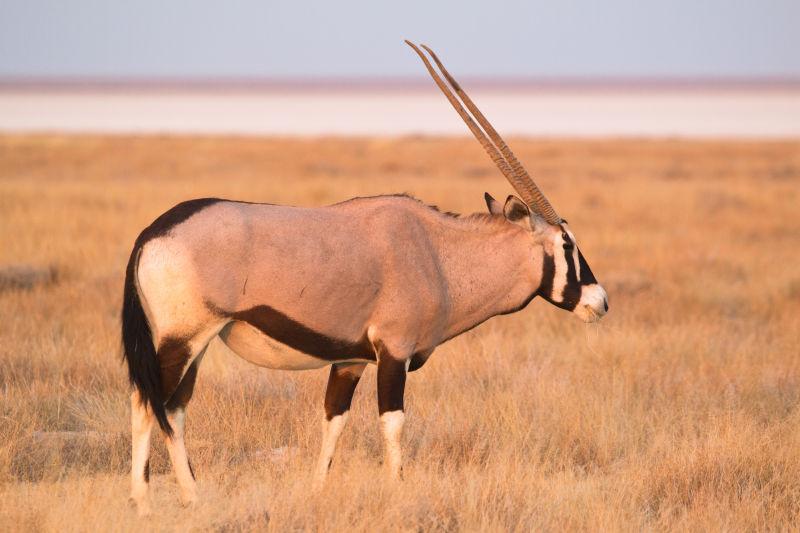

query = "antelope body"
[[123, 42, 608, 515]]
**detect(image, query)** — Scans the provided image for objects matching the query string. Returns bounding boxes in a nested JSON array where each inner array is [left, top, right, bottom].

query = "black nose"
[[603, 299, 609, 312]]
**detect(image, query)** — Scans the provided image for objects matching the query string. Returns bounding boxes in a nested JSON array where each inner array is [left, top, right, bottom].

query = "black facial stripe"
[[577, 250, 597, 285], [565, 247, 578, 284], [538, 250, 582, 311], [540, 234, 599, 313], [561, 246, 581, 310], [538, 253, 555, 300]]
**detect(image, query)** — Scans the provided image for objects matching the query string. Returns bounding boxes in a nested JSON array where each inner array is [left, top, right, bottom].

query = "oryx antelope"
[[122, 41, 608, 515]]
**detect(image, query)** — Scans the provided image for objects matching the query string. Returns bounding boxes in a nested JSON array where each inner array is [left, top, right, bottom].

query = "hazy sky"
[[1, 0, 799, 79]]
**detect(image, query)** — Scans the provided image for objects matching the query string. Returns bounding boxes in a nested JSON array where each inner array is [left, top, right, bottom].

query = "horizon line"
[[2, 76, 800, 93]]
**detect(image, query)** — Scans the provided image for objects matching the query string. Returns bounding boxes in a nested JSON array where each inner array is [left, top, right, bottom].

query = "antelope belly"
[[219, 321, 368, 370]]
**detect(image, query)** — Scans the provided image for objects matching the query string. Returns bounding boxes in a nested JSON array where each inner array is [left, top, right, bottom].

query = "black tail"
[[121, 244, 172, 435]]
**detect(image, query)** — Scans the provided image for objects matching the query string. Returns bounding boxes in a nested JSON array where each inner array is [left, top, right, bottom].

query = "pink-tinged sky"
[[1, 0, 799, 80]]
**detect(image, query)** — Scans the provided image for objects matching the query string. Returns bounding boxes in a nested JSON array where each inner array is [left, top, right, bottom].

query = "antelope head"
[[406, 41, 608, 323]]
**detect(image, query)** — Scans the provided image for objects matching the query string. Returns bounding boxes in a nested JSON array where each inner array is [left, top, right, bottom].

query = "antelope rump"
[[121, 41, 608, 515]]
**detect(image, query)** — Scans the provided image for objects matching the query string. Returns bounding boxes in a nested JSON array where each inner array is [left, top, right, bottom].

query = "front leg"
[[313, 362, 366, 489], [376, 349, 408, 480]]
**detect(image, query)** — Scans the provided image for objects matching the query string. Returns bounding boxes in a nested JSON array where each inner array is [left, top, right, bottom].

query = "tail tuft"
[[121, 245, 172, 435]]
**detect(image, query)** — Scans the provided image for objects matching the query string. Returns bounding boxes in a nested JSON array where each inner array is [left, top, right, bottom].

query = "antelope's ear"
[[503, 195, 530, 222], [484, 192, 503, 215]]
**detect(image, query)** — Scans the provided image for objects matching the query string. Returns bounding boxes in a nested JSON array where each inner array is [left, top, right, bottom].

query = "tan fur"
[[313, 412, 349, 489], [129, 194, 605, 513], [137, 196, 543, 368], [164, 408, 198, 505]]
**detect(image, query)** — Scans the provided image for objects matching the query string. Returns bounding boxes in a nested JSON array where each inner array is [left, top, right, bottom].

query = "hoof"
[[387, 466, 404, 482], [129, 496, 152, 517], [311, 475, 327, 492], [180, 491, 199, 507], [312, 459, 332, 492]]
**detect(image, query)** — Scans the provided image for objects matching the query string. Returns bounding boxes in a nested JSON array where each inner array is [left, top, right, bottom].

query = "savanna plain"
[[1, 135, 799, 531]]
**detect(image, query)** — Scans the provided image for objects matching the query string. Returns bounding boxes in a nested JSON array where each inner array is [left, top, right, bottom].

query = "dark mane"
[[333, 192, 459, 216], [332, 193, 507, 228]]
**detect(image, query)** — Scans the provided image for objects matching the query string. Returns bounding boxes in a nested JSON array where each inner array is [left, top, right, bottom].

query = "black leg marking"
[[408, 350, 435, 372], [374, 343, 407, 479], [143, 458, 150, 483], [188, 459, 195, 480], [157, 337, 192, 406], [376, 351, 407, 415], [324, 364, 365, 420], [165, 357, 201, 411]]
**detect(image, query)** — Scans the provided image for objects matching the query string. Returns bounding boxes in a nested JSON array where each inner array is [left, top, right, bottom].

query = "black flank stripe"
[[228, 305, 376, 361]]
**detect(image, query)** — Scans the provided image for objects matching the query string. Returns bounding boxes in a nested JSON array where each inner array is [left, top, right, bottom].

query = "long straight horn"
[[414, 42, 561, 224], [404, 41, 521, 196]]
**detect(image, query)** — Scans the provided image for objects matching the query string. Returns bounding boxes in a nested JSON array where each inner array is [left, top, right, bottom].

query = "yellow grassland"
[[1, 135, 799, 531]]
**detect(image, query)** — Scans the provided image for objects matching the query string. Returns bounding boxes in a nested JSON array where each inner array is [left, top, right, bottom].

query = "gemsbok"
[[122, 41, 608, 514]]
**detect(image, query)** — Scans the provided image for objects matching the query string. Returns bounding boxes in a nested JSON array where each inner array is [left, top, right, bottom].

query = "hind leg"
[[154, 320, 224, 506], [163, 351, 204, 506], [130, 389, 155, 516]]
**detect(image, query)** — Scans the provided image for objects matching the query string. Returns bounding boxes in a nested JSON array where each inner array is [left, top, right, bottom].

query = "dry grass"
[[1, 134, 799, 531]]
